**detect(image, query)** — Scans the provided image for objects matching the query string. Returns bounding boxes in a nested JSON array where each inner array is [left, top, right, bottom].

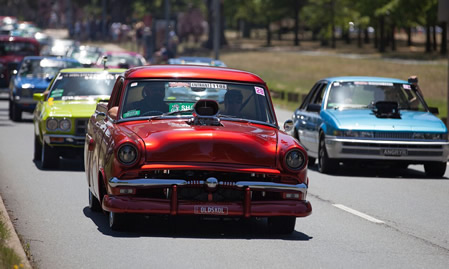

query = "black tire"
[[268, 216, 296, 234], [109, 211, 126, 231], [41, 142, 59, 169], [308, 157, 316, 167], [8, 100, 13, 119], [11, 101, 22, 122], [318, 135, 338, 174], [34, 135, 42, 161], [88, 189, 102, 212], [424, 162, 446, 178]]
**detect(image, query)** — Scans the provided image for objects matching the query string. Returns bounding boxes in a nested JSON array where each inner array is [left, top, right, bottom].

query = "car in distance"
[[85, 65, 312, 233], [286, 76, 449, 177], [168, 56, 227, 67], [0, 35, 40, 89], [33, 67, 126, 169], [9, 56, 82, 121], [95, 51, 147, 69]]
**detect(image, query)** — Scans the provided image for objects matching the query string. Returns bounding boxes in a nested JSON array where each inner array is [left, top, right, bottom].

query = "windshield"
[[48, 72, 120, 100], [18, 58, 80, 78], [326, 81, 427, 111], [106, 54, 143, 66], [0, 41, 38, 56], [71, 50, 102, 64], [121, 80, 276, 124]]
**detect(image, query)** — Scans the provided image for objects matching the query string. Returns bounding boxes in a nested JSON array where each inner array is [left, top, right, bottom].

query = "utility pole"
[[213, 0, 220, 60], [438, 0, 449, 127], [102, 0, 107, 39], [165, 0, 171, 46]]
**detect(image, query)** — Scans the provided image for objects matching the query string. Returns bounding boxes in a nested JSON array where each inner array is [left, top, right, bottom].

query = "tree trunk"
[[357, 27, 362, 48], [364, 28, 370, 44], [406, 26, 412, 46], [425, 23, 431, 53], [242, 19, 251, 38], [331, 0, 336, 48], [441, 23, 447, 55], [379, 17, 385, 52], [432, 25, 437, 51], [204, 0, 227, 49], [391, 24, 396, 51], [293, 0, 300, 46], [266, 21, 272, 47]]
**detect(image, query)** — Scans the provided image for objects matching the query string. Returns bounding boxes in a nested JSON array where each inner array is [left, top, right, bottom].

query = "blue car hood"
[[15, 77, 50, 90], [324, 109, 447, 132]]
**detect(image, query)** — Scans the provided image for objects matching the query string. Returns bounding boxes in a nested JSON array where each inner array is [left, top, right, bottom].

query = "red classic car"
[[85, 65, 312, 233]]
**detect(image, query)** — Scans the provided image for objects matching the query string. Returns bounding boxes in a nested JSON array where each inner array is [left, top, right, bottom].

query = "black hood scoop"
[[372, 101, 401, 119], [188, 99, 223, 126]]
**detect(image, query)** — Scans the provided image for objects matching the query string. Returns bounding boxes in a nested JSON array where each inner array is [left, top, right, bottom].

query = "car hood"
[[15, 77, 50, 90], [123, 120, 278, 167], [43, 99, 100, 118], [324, 109, 447, 132]]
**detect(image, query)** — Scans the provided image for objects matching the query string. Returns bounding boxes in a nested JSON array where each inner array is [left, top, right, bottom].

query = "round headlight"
[[46, 118, 58, 131], [117, 144, 138, 165], [285, 149, 305, 170], [59, 119, 71, 131]]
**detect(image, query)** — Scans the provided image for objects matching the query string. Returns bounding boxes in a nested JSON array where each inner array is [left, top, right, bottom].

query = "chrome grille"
[[75, 119, 88, 136]]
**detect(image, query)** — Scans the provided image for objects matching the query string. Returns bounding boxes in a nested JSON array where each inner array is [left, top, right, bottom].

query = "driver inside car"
[[221, 90, 243, 117], [127, 83, 169, 115]]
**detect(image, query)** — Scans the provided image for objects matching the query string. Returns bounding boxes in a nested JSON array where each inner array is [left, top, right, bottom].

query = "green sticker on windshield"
[[169, 103, 194, 112], [50, 89, 64, 98], [123, 109, 140, 118]]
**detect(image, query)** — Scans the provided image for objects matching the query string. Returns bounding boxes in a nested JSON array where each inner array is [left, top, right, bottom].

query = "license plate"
[[381, 148, 408, 156], [194, 206, 228, 215]]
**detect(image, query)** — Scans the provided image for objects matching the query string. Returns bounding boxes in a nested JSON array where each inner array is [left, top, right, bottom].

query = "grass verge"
[[0, 212, 24, 269]]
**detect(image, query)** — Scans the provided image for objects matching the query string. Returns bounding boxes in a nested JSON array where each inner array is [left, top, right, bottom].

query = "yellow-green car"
[[33, 68, 126, 169]]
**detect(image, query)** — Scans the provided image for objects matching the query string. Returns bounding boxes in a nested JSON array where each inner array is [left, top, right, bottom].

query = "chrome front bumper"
[[325, 136, 449, 162], [44, 134, 85, 146], [109, 177, 308, 195]]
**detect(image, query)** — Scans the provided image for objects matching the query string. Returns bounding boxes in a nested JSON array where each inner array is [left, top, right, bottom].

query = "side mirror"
[[95, 112, 106, 122], [33, 93, 45, 101], [428, 107, 439, 115], [307, 103, 321, 112], [45, 75, 54, 82], [283, 119, 294, 132]]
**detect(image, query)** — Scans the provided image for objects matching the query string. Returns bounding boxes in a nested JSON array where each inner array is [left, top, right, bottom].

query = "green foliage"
[[0, 214, 23, 269]]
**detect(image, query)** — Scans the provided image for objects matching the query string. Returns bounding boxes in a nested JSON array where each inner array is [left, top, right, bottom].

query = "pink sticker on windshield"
[[255, 86, 265, 96], [403, 84, 411, 90]]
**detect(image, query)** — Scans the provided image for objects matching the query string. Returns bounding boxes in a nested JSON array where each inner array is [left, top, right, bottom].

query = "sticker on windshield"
[[333, 82, 340, 86], [130, 82, 138, 87], [403, 84, 411, 90], [255, 86, 265, 96], [169, 82, 190, 88], [169, 103, 194, 112], [368, 82, 393, 86], [123, 109, 140, 118], [190, 82, 227, 89], [50, 89, 64, 98]]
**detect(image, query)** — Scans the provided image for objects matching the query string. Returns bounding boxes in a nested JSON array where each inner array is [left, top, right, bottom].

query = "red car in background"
[[85, 65, 312, 233], [0, 35, 40, 88], [95, 51, 147, 69]]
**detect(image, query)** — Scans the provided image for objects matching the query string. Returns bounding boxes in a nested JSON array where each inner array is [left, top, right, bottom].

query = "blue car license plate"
[[381, 149, 408, 156]]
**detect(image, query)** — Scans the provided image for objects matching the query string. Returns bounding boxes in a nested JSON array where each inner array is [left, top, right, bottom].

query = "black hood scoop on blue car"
[[372, 101, 401, 119]]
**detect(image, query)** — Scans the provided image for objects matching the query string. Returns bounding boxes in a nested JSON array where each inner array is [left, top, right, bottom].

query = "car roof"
[[23, 56, 80, 62], [124, 65, 265, 84], [59, 68, 127, 73], [323, 76, 409, 84]]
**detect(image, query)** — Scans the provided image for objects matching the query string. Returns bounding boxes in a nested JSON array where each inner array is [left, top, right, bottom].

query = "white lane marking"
[[333, 204, 385, 224]]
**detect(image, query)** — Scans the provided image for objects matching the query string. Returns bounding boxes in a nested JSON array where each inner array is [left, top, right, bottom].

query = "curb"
[[0, 196, 32, 269]]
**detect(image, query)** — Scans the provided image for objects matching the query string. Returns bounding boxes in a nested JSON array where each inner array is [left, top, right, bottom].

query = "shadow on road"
[[33, 158, 84, 172], [308, 162, 448, 180], [83, 207, 313, 241]]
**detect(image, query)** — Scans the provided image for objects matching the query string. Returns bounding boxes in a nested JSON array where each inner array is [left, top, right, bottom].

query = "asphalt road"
[[1, 98, 449, 269]]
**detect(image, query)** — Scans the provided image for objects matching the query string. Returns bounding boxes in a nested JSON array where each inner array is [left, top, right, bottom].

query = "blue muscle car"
[[285, 76, 449, 177]]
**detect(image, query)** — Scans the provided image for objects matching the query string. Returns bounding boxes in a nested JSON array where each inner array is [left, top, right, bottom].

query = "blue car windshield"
[[18, 58, 81, 78], [326, 81, 427, 111]]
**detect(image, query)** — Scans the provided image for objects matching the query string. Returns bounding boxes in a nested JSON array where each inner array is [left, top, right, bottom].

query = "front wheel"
[[318, 135, 338, 174], [424, 162, 446, 178], [34, 135, 42, 161], [109, 211, 126, 231], [41, 142, 59, 169], [268, 216, 296, 234], [88, 189, 102, 212]]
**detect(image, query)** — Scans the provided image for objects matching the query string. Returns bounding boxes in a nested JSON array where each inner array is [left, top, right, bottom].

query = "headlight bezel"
[[46, 118, 58, 131], [284, 149, 306, 171], [117, 143, 139, 165], [59, 118, 71, 131]]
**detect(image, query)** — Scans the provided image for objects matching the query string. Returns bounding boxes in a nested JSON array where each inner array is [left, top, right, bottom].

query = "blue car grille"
[[75, 119, 88, 136], [373, 132, 413, 139]]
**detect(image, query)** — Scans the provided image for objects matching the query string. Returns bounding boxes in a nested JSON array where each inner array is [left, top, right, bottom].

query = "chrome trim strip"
[[109, 177, 308, 194]]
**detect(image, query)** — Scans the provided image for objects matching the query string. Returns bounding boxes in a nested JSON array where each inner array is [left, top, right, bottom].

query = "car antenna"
[[103, 56, 108, 70]]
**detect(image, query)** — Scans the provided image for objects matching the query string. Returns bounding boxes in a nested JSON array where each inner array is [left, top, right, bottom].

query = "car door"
[[295, 82, 328, 157]]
